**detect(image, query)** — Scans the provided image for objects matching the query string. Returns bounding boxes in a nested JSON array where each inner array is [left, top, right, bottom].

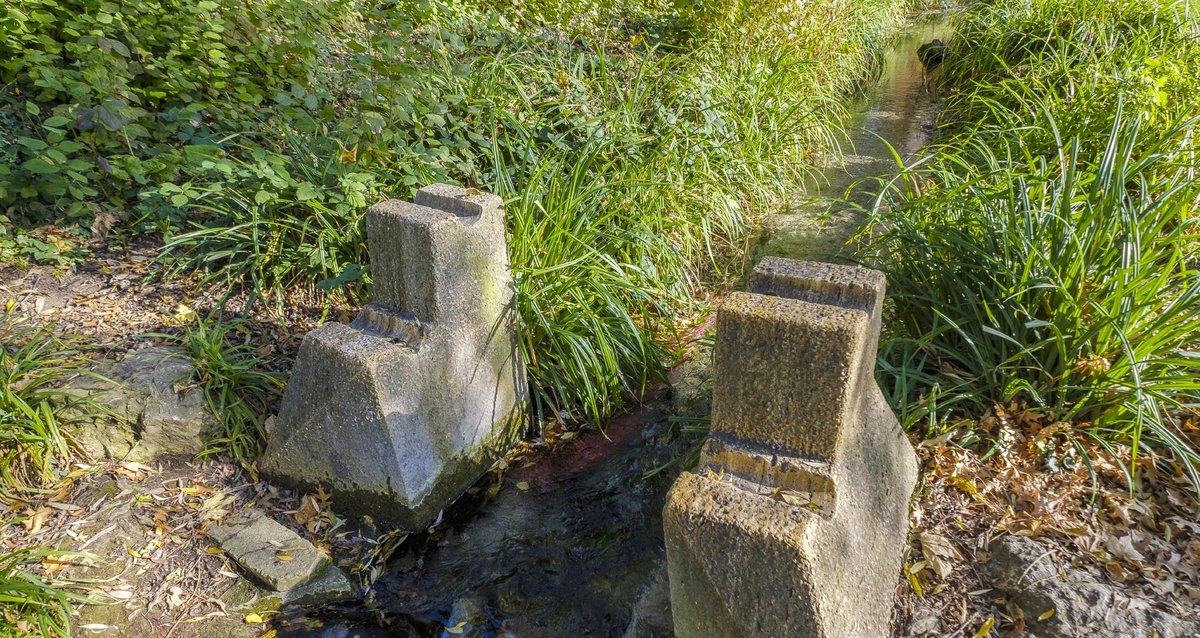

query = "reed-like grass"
[[0, 548, 89, 638], [0, 315, 88, 498], [861, 0, 1200, 485]]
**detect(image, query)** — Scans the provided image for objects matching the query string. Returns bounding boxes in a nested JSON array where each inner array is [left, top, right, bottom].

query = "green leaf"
[[295, 182, 320, 201], [43, 116, 71, 128], [25, 101, 40, 116], [98, 37, 130, 58], [17, 137, 48, 151], [317, 264, 365, 291], [21, 158, 58, 175]]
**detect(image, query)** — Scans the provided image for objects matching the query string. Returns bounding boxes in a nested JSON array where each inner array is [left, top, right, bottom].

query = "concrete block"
[[210, 514, 329, 592], [261, 185, 528, 529], [665, 258, 917, 638]]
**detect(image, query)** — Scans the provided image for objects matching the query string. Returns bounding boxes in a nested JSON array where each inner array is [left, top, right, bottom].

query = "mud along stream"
[[276, 14, 953, 638]]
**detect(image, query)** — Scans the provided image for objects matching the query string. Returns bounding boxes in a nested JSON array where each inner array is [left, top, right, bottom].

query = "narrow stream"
[[277, 13, 953, 638], [749, 13, 952, 264]]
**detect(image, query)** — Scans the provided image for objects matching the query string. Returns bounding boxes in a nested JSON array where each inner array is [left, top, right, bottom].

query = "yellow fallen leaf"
[[515, 481, 530, 491], [1038, 607, 1056, 621], [261, 631, 277, 638], [445, 621, 468, 635], [23, 507, 53, 536], [244, 613, 265, 624], [205, 547, 225, 555], [174, 303, 197, 324], [973, 616, 995, 638], [276, 553, 293, 561]]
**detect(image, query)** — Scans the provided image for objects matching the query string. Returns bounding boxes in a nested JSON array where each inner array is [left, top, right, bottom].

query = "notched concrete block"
[[261, 184, 528, 529], [665, 258, 917, 638]]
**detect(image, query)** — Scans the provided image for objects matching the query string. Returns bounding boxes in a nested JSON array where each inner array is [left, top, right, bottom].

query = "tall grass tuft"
[[863, 98, 1200, 483], [146, 316, 285, 461], [0, 315, 87, 497], [0, 548, 91, 638]]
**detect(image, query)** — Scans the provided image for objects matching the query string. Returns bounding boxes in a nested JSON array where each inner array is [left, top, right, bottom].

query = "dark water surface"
[[278, 13, 953, 638]]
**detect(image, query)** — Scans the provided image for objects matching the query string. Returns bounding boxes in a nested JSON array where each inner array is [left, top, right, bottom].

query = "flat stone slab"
[[210, 514, 328, 592], [283, 563, 356, 606]]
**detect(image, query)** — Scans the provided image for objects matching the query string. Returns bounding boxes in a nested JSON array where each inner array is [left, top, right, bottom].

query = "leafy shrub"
[[0, 0, 357, 220]]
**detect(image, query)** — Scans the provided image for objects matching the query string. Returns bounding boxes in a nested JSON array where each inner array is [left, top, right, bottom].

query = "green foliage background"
[[1, 0, 909, 424]]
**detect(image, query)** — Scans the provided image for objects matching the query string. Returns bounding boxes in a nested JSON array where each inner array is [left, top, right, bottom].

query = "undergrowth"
[[0, 314, 87, 498], [1, 0, 909, 427], [861, 0, 1200, 486]]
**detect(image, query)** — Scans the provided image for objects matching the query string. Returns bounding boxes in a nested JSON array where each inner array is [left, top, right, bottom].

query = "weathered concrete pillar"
[[261, 184, 528, 529], [664, 257, 917, 637]]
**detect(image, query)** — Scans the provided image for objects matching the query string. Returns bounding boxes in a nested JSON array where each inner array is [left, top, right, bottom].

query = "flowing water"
[[277, 13, 953, 638], [748, 13, 952, 264]]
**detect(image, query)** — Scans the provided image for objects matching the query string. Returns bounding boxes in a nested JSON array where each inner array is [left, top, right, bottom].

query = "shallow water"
[[748, 14, 953, 264], [277, 14, 954, 638]]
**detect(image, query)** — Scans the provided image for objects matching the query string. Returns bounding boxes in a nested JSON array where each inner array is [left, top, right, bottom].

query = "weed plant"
[[861, 0, 1200, 484], [145, 316, 284, 460]]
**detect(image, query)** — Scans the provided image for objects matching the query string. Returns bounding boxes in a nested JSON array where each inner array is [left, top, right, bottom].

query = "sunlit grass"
[[0, 314, 89, 498], [145, 315, 285, 461], [861, 0, 1200, 487]]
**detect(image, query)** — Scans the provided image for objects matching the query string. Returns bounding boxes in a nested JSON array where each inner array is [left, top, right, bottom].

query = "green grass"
[[0, 548, 93, 638], [0, 314, 88, 498], [859, 0, 1200, 486], [145, 315, 285, 461]]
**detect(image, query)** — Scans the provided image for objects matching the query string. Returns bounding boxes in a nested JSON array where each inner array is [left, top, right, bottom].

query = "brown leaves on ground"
[[0, 456, 377, 637], [895, 402, 1200, 636]]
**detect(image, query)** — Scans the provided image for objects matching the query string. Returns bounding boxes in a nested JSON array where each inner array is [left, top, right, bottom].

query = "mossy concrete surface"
[[261, 185, 528, 529], [665, 258, 917, 637]]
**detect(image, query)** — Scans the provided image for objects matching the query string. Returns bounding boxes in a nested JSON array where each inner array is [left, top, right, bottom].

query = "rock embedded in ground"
[[67, 345, 215, 461], [283, 563, 356, 606], [210, 512, 330, 592], [984, 535, 1200, 638]]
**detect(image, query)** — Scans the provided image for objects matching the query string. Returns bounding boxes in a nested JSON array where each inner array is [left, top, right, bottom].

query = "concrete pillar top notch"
[[364, 184, 510, 324], [710, 258, 887, 466]]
